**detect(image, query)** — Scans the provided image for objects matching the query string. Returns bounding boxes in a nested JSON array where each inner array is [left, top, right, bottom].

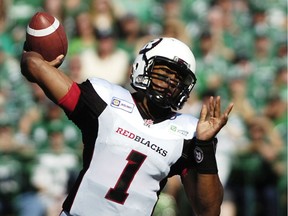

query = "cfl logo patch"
[[194, 146, 204, 163], [143, 119, 154, 127]]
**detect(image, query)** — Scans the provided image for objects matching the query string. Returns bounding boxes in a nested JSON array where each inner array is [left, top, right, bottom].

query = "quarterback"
[[21, 37, 233, 216]]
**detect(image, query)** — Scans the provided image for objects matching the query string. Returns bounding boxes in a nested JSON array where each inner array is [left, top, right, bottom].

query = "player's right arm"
[[21, 51, 73, 104]]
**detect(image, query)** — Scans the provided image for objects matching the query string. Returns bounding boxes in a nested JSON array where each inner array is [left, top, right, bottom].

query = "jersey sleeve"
[[58, 80, 107, 130]]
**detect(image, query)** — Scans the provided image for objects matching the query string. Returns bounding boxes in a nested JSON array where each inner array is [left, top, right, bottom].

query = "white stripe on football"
[[26, 17, 60, 37]]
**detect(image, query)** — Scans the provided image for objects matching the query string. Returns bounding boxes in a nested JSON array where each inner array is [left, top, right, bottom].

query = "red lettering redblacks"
[[116, 127, 168, 157]]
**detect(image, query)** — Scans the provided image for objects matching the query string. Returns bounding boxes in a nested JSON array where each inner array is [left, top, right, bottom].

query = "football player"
[[21, 37, 233, 216]]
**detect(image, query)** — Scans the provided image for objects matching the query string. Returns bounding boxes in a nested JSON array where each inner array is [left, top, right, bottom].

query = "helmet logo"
[[139, 38, 163, 55], [139, 38, 163, 64]]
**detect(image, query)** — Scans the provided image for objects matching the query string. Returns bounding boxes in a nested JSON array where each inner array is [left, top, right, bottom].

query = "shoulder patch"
[[111, 97, 134, 113]]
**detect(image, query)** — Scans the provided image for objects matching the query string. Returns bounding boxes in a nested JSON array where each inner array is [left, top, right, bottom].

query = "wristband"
[[193, 137, 218, 174]]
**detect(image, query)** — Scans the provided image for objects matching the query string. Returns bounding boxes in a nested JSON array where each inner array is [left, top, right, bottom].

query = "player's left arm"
[[182, 96, 233, 216], [181, 169, 223, 216]]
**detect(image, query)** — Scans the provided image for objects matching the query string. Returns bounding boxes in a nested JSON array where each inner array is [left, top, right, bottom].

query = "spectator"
[[31, 121, 79, 216], [17, 95, 80, 151], [111, 0, 155, 27], [274, 39, 287, 68], [263, 93, 287, 216], [248, 33, 277, 111], [63, 0, 90, 38], [161, 17, 191, 47], [228, 115, 283, 216], [205, 5, 235, 61], [0, 0, 26, 57], [225, 75, 256, 123], [78, 28, 130, 85], [89, 0, 118, 32], [192, 30, 229, 94], [271, 66, 288, 102], [263, 94, 287, 141], [66, 54, 83, 83], [0, 44, 33, 123], [68, 10, 97, 56], [0, 116, 35, 216], [42, 0, 65, 22], [116, 13, 145, 61]]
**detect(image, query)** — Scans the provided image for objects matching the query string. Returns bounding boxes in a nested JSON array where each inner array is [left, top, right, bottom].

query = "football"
[[26, 12, 68, 63]]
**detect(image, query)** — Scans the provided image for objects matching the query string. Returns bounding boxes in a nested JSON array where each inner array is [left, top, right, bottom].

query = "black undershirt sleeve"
[[68, 80, 107, 129]]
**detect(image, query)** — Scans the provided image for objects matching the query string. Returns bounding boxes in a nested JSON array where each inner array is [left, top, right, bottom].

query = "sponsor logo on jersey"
[[116, 127, 168, 157], [111, 97, 134, 113], [169, 125, 189, 137]]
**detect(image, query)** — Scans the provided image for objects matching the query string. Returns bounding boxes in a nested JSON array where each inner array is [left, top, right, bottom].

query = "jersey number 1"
[[105, 150, 147, 204]]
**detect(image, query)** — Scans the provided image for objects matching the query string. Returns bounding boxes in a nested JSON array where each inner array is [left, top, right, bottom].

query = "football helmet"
[[131, 37, 197, 110]]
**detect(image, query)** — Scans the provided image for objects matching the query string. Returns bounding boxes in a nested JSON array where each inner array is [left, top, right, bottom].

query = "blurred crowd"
[[0, 0, 287, 215]]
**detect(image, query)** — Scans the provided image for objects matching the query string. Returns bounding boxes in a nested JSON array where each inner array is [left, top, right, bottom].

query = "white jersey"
[[62, 78, 198, 216]]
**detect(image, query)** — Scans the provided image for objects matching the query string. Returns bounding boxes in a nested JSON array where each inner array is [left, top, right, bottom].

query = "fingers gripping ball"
[[26, 12, 68, 64]]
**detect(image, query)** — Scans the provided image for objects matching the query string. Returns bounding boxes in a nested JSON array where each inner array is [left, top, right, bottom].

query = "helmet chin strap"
[[133, 91, 174, 123], [151, 87, 189, 111], [145, 95, 175, 119], [147, 88, 172, 110]]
